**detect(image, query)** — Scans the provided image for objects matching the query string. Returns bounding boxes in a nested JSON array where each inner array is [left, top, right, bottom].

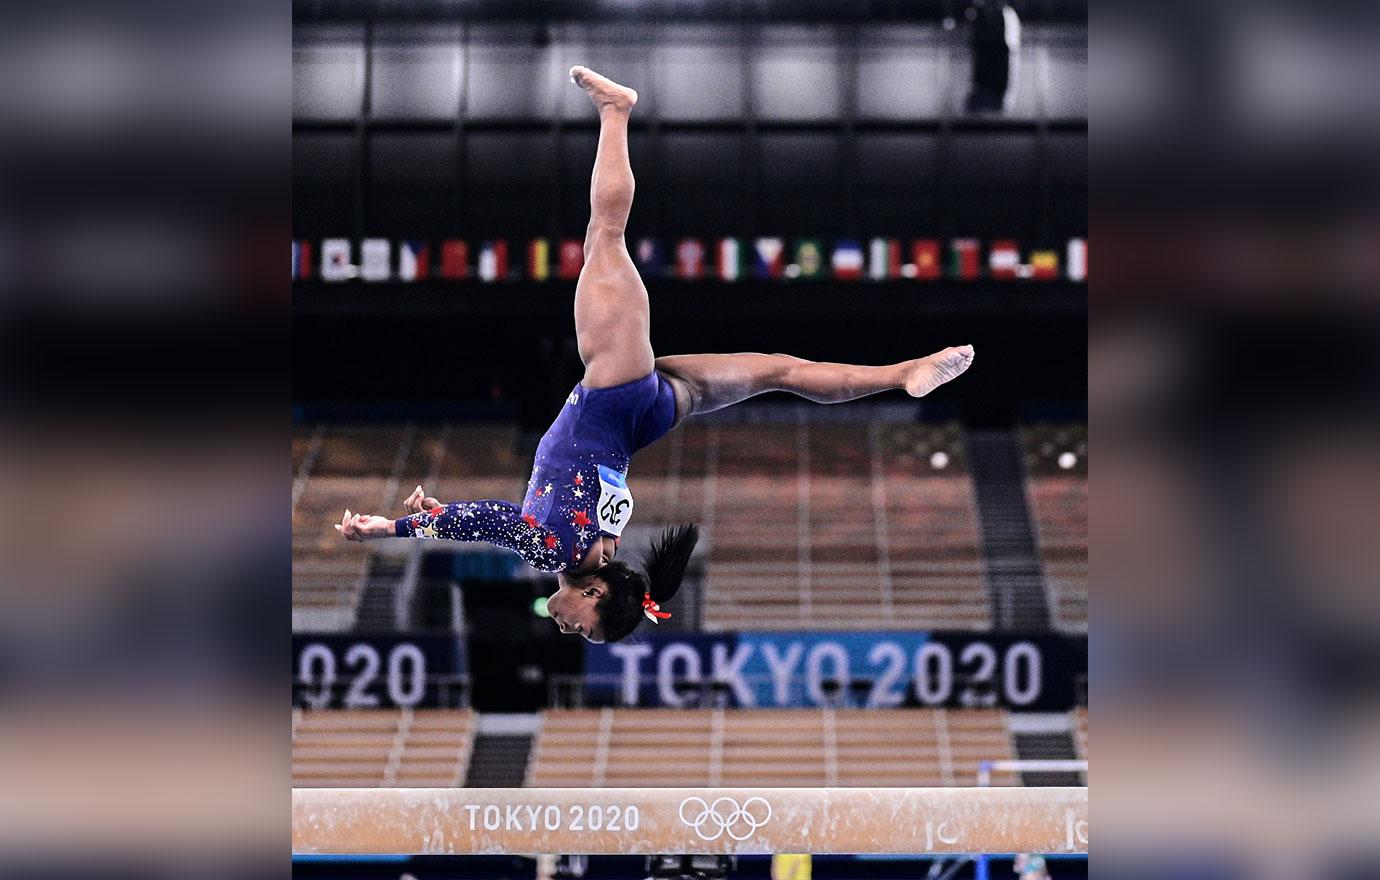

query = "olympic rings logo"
[[678, 796, 773, 842]]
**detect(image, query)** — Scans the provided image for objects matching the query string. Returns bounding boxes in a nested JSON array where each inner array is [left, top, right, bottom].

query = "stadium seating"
[[291, 421, 527, 629], [1020, 424, 1088, 631], [696, 421, 988, 631], [292, 414, 991, 632], [292, 424, 413, 629], [291, 708, 477, 787], [525, 708, 1020, 788], [288, 706, 1073, 789]]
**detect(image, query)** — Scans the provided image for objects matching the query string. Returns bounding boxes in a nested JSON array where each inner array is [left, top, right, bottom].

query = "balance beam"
[[292, 786, 1088, 855]]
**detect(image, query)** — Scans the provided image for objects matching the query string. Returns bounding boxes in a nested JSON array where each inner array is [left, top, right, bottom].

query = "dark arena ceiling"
[[293, 0, 1088, 25]]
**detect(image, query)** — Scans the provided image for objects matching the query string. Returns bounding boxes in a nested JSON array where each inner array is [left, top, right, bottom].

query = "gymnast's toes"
[[569, 65, 638, 112], [904, 345, 975, 398]]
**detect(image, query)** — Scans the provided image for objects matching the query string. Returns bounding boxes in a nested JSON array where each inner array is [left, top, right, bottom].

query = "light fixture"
[[965, 0, 1021, 114]]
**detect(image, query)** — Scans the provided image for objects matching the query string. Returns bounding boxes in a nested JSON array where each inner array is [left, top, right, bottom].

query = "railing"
[[977, 759, 1088, 787], [547, 672, 1037, 710], [289, 672, 1081, 713]]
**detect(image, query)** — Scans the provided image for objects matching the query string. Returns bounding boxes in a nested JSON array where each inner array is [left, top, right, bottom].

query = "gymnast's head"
[[546, 524, 700, 643]]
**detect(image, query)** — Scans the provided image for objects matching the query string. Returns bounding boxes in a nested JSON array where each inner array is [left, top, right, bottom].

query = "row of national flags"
[[294, 237, 1088, 283]]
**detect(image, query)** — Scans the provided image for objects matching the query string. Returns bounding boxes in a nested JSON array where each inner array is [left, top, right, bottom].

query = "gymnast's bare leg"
[[655, 347, 975, 417], [568, 66, 653, 390], [568, 66, 974, 419]]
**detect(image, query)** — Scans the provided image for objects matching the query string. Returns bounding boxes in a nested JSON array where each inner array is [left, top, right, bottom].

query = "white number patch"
[[595, 464, 634, 536]]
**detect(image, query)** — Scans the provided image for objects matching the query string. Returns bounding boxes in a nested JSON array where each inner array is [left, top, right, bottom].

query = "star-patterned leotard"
[[393, 371, 678, 572]]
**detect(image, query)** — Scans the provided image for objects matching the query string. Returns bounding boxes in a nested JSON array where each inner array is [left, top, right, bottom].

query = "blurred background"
[[292, 1, 1087, 878], [0, 0, 1373, 875]]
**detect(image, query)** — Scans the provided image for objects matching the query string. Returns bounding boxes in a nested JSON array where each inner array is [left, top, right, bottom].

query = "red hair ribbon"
[[642, 591, 671, 624]]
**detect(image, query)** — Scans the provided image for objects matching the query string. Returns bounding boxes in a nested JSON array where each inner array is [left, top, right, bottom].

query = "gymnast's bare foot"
[[569, 65, 638, 113], [904, 345, 975, 397]]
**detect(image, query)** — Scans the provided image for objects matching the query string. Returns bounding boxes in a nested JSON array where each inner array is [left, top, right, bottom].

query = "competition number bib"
[[595, 465, 634, 536]]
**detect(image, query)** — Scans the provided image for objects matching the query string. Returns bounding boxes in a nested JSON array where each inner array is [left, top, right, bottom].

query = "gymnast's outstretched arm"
[[335, 500, 531, 553]]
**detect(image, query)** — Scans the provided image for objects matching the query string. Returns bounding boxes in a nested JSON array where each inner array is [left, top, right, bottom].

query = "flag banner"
[[948, 238, 980, 281], [330, 233, 1073, 284], [479, 245, 495, 282], [867, 238, 886, 280], [753, 237, 785, 279], [360, 238, 391, 282], [320, 238, 353, 282], [716, 238, 745, 282], [493, 239, 509, 280], [1066, 237, 1087, 282], [794, 239, 824, 279], [292, 240, 313, 281], [558, 239, 584, 280], [398, 240, 429, 282], [989, 239, 1020, 280], [440, 240, 469, 280], [884, 238, 902, 280], [832, 239, 864, 280], [1029, 249, 1060, 280], [867, 238, 900, 281], [634, 238, 665, 279], [527, 238, 550, 282], [478, 240, 508, 282], [911, 239, 941, 281], [675, 238, 705, 280]]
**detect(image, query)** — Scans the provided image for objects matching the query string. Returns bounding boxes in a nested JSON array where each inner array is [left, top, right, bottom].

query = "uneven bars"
[[292, 786, 1088, 856]]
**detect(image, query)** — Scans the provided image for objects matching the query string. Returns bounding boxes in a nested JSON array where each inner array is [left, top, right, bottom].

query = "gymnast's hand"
[[335, 508, 393, 541], [402, 485, 442, 515]]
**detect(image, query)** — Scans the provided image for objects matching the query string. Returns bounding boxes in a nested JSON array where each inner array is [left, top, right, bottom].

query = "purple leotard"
[[394, 371, 678, 572]]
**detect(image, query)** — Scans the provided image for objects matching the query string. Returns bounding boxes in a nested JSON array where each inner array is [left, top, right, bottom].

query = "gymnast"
[[337, 67, 974, 643]]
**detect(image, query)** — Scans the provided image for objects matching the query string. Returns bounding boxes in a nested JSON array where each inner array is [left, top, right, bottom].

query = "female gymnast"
[[337, 67, 974, 643]]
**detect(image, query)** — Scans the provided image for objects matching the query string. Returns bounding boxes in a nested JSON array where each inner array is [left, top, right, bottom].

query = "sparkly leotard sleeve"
[[394, 502, 543, 557]]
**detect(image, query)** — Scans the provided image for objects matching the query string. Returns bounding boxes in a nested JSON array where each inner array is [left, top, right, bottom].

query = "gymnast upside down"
[[337, 67, 974, 643]]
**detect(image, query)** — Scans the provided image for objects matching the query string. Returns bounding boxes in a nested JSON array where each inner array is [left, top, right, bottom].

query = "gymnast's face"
[[546, 579, 606, 643]]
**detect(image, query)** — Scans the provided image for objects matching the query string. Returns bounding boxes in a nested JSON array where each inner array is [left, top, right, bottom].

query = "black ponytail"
[[594, 524, 700, 643]]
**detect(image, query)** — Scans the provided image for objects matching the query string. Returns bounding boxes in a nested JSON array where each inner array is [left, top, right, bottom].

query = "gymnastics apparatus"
[[292, 786, 1088, 855]]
